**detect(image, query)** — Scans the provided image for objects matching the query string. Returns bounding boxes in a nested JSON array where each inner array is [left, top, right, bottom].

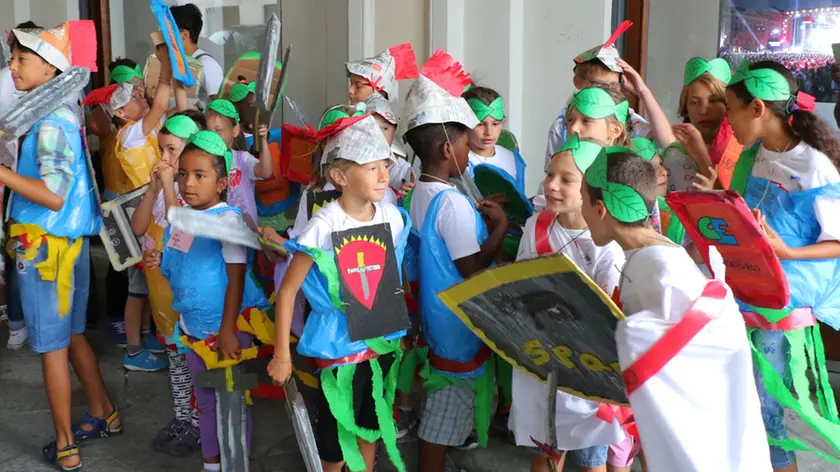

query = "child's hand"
[[692, 167, 717, 191], [483, 192, 510, 205], [753, 208, 789, 259], [258, 226, 287, 245], [142, 249, 161, 270], [616, 58, 646, 94], [673, 124, 710, 165], [158, 163, 176, 186], [149, 164, 163, 194], [267, 357, 293, 386], [216, 327, 241, 361], [477, 199, 508, 227], [258, 124, 269, 139]]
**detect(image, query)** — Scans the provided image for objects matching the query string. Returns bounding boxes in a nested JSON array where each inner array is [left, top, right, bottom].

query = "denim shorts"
[[751, 329, 796, 469], [526, 445, 608, 467], [14, 237, 90, 353]]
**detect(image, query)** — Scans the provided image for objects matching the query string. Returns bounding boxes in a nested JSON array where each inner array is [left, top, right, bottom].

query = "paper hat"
[[573, 20, 632, 74], [400, 49, 479, 134], [82, 83, 134, 116], [12, 21, 98, 72], [584, 146, 650, 223], [207, 99, 240, 123], [555, 133, 603, 173], [630, 137, 660, 162], [110, 64, 143, 84], [365, 93, 398, 125], [346, 43, 419, 102], [188, 130, 234, 174], [683, 57, 732, 86], [322, 115, 394, 166], [730, 61, 816, 113], [229, 81, 256, 103]]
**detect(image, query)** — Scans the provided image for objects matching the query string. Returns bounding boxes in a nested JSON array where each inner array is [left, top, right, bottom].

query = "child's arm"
[[131, 163, 164, 236], [158, 164, 179, 214], [172, 80, 189, 115], [268, 253, 314, 385], [254, 124, 274, 179], [453, 200, 509, 277], [217, 262, 246, 359], [0, 167, 63, 211], [673, 124, 715, 179], [756, 209, 840, 260], [617, 58, 676, 148], [142, 45, 174, 137]]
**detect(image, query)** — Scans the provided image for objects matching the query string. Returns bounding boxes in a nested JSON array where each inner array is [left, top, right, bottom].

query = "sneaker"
[[395, 409, 417, 439], [109, 320, 127, 347], [7, 327, 28, 350], [163, 422, 201, 457], [123, 350, 168, 372], [0, 305, 8, 326], [143, 334, 167, 354], [454, 431, 479, 451], [152, 418, 183, 451]]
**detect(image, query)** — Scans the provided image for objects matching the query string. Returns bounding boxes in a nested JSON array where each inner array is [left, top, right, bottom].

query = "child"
[[463, 85, 526, 193], [171, 3, 224, 105], [346, 43, 418, 104], [580, 147, 770, 471], [268, 115, 411, 472], [131, 111, 204, 456], [726, 60, 840, 472], [511, 135, 631, 472], [4, 21, 120, 471], [365, 93, 415, 198], [158, 130, 269, 471], [630, 137, 684, 244], [401, 50, 508, 471], [84, 43, 188, 372], [204, 98, 273, 223]]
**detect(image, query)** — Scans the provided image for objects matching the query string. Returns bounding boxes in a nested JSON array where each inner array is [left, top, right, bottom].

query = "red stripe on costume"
[[427, 344, 493, 374], [534, 211, 556, 256], [742, 308, 815, 331]]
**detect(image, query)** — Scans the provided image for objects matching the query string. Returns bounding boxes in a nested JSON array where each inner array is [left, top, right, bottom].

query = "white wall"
[[0, 0, 80, 36]]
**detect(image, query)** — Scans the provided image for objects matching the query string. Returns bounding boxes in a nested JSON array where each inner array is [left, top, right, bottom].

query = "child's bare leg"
[[418, 440, 448, 472], [358, 438, 377, 471], [531, 452, 565, 472], [123, 296, 145, 350], [70, 334, 117, 427], [42, 348, 80, 468]]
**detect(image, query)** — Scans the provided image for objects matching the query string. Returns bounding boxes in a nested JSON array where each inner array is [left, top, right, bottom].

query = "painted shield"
[[438, 254, 629, 406], [666, 190, 790, 309], [332, 223, 410, 342], [306, 189, 342, 219], [473, 164, 533, 225]]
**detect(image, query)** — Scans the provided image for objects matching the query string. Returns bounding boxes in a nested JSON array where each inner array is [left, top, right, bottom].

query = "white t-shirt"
[[291, 183, 398, 238], [121, 115, 166, 150], [752, 141, 840, 243], [616, 244, 770, 472], [468, 145, 517, 180], [193, 49, 224, 100], [297, 199, 405, 252], [206, 202, 247, 264], [409, 181, 480, 261], [510, 213, 627, 450]]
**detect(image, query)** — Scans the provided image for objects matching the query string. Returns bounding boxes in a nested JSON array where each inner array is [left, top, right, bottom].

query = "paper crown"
[[346, 43, 419, 102], [400, 49, 479, 134], [82, 83, 134, 116], [229, 81, 255, 103], [12, 21, 98, 72], [573, 20, 632, 74], [365, 93, 398, 125], [683, 57, 732, 86], [322, 115, 394, 167]]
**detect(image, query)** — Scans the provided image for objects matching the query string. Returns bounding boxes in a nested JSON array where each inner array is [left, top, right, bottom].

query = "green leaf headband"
[[207, 99, 240, 124], [229, 81, 256, 103], [555, 133, 603, 173], [466, 96, 504, 121], [584, 147, 650, 223], [110, 64, 143, 85], [319, 102, 366, 130], [188, 130, 233, 174], [683, 57, 732, 86], [163, 115, 200, 140], [729, 61, 790, 102], [630, 137, 659, 162], [569, 87, 629, 124]]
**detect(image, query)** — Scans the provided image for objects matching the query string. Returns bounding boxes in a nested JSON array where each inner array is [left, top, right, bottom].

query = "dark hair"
[[462, 85, 501, 108], [585, 151, 657, 228], [404, 122, 470, 168], [7, 21, 39, 50], [171, 4, 203, 44], [108, 58, 140, 84], [159, 110, 207, 138], [573, 59, 619, 81], [728, 60, 840, 170], [181, 143, 228, 200]]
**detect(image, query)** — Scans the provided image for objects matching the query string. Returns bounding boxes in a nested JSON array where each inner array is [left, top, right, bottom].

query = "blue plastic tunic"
[[161, 205, 269, 339], [12, 109, 101, 238], [288, 208, 412, 361], [418, 189, 490, 379], [740, 153, 840, 329]]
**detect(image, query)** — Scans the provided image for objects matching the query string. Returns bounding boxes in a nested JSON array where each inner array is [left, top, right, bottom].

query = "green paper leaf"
[[745, 68, 791, 102], [604, 182, 648, 223], [584, 148, 609, 189], [707, 58, 732, 85], [570, 88, 620, 120], [683, 57, 710, 86]]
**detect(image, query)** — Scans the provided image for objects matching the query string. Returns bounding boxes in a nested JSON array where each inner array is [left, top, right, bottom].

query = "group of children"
[[6, 9, 840, 472]]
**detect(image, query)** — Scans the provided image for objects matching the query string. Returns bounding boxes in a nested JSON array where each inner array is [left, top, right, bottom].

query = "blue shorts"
[[15, 237, 90, 353], [526, 445, 608, 467], [751, 329, 796, 469]]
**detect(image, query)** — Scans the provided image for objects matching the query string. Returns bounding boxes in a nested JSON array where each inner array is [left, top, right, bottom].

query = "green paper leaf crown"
[[163, 115, 200, 140], [584, 147, 650, 223], [467, 97, 505, 121], [556, 133, 603, 173], [683, 57, 732, 86], [569, 87, 629, 124], [229, 81, 256, 103], [630, 137, 659, 162], [730, 60, 791, 102], [207, 99, 241, 124], [110, 64, 143, 85], [319, 102, 367, 130], [188, 130, 233, 174]]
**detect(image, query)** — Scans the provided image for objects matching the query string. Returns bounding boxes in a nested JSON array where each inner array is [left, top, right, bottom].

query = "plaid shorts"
[[418, 384, 474, 446]]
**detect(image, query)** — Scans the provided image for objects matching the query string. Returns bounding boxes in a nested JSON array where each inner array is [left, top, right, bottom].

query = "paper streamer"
[[150, 0, 196, 88], [285, 95, 311, 128]]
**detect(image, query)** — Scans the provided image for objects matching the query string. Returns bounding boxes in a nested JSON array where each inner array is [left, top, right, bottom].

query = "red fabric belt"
[[428, 344, 493, 374], [742, 307, 815, 331], [534, 210, 555, 256], [306, 348, 380, 370], [622, 280, 726, 396]]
